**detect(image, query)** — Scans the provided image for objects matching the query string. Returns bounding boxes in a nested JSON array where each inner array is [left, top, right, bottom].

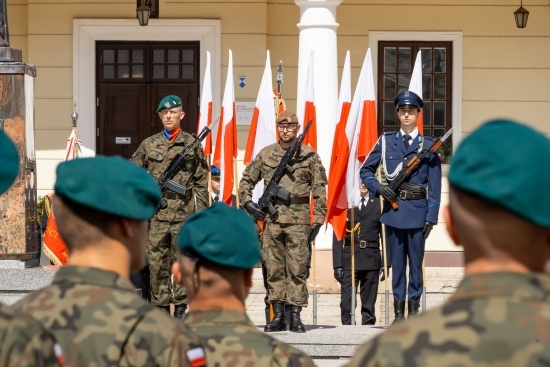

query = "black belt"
[[164, 190, 192, 200], [344, 241, 379, 249], [399, 183, 426, 200], [276, 197, 310, 205]]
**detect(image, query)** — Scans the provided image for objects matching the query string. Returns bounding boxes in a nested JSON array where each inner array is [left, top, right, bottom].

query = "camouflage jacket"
[[14, 266, 199, 367], [347, 271, 550, 367], [238, 143, 327, 225], [0, 303, 60, 367], [183, 309, 315, 367], [132, 131, 208, 222]]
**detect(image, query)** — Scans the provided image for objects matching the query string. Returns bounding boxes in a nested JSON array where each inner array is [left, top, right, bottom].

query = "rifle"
[[157, 120, 218, 209], [257, 120, 313, 215], [388, 127, 453, 210], [276, 61, 283, 97]]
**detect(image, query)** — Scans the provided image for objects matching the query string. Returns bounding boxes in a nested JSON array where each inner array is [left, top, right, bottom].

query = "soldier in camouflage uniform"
[[172, 203, 315, 366], [347, 119, 550, 367], [132, 95, 208, 318], [0, 130, 59, 367], [15, 156, 203, 367], [239, 110, 327, 333]]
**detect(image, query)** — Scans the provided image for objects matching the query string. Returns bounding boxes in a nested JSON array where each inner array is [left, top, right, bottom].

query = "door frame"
[[73, 19, 221, 151]]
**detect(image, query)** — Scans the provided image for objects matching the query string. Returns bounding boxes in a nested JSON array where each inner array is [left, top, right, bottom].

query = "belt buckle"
[[359, 240, 367, 249], [399, 190, 408, 200]]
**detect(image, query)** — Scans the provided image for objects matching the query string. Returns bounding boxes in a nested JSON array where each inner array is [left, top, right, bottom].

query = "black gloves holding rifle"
[[334, 267, 343, 284], [307, 223, 322, 244], [423, 222, 434, 240], [244, 201, 266, 221], [376, 185, 397, 202]]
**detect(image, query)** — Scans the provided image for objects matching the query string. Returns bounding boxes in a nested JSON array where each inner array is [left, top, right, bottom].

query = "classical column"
[[295, 0, 342, 250]]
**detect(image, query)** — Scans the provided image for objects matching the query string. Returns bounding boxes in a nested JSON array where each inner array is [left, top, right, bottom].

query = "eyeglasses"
[[277, 123, 298, 131]]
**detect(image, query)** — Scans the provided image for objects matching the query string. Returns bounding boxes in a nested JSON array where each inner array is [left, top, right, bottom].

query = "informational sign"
[[236, 101, 255, 126], [115, 137, 131, 144]]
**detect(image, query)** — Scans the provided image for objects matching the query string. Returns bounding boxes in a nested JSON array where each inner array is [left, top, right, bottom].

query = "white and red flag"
[[244, 50, 277, 202], [326, 49, 379, 241], [214, 50, 237, 205], [408, 50, 424, 136], [298, 51, 317, 149], [197, 51, 213, 155]]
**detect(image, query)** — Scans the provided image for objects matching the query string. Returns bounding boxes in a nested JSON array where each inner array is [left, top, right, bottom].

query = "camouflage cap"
[[156, 95, 182, 112], [449, 119, 550, 227], [276, 110, 299, 124], [178, 203, 261, 269], [54, 156, 161, 221], [0, 130, 19, 194], [394, 90, 423, 109]]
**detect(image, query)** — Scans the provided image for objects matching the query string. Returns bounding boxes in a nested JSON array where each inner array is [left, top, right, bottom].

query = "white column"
[[295, 0, 341, 250]]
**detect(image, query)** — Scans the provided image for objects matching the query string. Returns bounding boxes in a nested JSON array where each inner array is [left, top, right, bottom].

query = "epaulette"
[[423, 135, 435, 142], [383, 131, 396, 136]]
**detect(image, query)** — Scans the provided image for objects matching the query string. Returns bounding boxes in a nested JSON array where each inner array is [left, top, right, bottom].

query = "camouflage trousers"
[[262, 222, 309, 307], [147, 219, 187, 306]]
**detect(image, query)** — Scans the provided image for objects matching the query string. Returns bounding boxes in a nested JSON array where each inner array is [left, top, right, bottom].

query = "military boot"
[[408, 300, 420, 317], [392, 300, 406, 324], [158, 305, 171, 316], [289, 306, 306, 333], [174, 304, 187, 319], [264, 302, 287, 332]]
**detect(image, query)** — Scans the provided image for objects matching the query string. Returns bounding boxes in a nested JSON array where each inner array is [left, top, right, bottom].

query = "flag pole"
[[233, 156, 240, 208], [422, 258, 426, 313], [350, 207, 356, 325], [207, 155, 212, 206], [377, 168, 390, 325], [312, 237, 318, 325]]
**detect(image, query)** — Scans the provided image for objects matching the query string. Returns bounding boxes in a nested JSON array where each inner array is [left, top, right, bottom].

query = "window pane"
[[398, 47, 411, 72], [118, 50, 129, 63], [398, 74, 411, 92], [103, 49, 114, 64], [434, 74, 446, 99], [433, 128, 446, 138], [182, 65, 194, 79], [383, 102, 396, 126], [153, 49, 164, 63], [153, 65, 164, 78], [132, 49, 143, 63], [422, 74, 432, 99], [118, 65, 129, 78], [420, 48, 432, 72], [167, 65, 179, 78], [384, 74, 396, 99], [182, 50, 194, 63], [103, 65, 114, 78], [434, 48, 446, 72], [384, 47, 396, 72], [424, 128, 432, 137], [423, 102, 431, 127], [168, 49, 179, 63], [434, 101, 446, 126], [132, 65, 144, 78]]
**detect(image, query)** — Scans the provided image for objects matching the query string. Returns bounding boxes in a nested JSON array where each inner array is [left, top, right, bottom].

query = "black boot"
[[158, 305, 171, 316], [289, 306, 306, 333], [408, 300, 420, 317], [264, 302, 287, 332], [392, 300, 405, 324], [174, 304, 187, 319]]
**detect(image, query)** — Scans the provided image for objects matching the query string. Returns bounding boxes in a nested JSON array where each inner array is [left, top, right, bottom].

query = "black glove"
[[334, 267, 343, 284], [307, 223, 322, 244], [306, 266, 311, 279], [376, 185, 397, 202], [379, 267, 387, 282], [243, 201, 266, 221], [423, 222, 434, 240]]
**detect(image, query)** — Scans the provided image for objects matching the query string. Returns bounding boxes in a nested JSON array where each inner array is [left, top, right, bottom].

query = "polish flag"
[[214, 50, 237, 205], [327, 49, 378, 241], [298, 52, 317, 149], [65, 127, 81, 161], [326, 51, 352, 240], [409, 50, 424, 136], [197, 51, 213, 155], [244, 50, 277, 202]]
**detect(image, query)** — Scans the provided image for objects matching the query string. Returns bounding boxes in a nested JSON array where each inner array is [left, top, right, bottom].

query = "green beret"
[[54, 156, 161, 221], [449, 119, 550, 227], [0, 131, 19, 195], [156, 95, 182, 112], [178, 203, 261, 269]]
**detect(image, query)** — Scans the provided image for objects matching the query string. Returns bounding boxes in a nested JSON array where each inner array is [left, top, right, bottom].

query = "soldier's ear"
[[171, 261, 183, 285], [243, 268, 253, 289]]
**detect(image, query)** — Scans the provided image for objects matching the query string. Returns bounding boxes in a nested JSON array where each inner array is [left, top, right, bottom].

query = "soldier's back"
[[184, 309, 315, 367], [14, 266, 194, 367]]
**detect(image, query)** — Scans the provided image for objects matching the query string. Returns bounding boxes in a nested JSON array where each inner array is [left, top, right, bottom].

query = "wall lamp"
[[137, 0, 158, 26], [514, 0, 529, 28]]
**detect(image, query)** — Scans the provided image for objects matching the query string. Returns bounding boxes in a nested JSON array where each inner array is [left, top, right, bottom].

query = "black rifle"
[[387, 127, 453, 210], [257, 120, 313, 215], [157, 123, 216, 209]]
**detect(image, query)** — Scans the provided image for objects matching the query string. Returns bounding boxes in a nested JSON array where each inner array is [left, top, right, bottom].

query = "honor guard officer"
[[332, 183, 382, 325], [132, 95, 209, 318], [349, 120, 550, 367], [172, 204, 315, 366], [360, 90, 442, 322], [210, 165, 221, 203]]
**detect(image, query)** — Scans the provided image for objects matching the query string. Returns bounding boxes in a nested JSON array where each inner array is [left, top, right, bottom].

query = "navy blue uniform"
[[360, 131, 441, 301]]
